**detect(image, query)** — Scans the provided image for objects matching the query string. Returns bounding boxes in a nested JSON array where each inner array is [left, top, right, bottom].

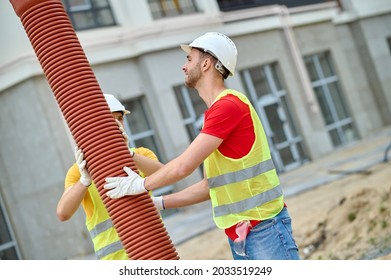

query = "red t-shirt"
[[201, 94, 255, 158], [201, 94, 285, 241]]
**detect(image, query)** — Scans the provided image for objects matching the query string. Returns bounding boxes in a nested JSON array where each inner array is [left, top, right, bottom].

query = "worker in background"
[[103, 32, 300, 260], [56, 94, 162, 260]]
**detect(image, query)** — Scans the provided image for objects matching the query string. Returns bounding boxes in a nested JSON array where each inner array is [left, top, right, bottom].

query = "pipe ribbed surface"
[[10, 0, 179, 260]]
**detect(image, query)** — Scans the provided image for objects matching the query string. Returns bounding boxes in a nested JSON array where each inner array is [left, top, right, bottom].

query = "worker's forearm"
[[144, 160, 190, 191], [132, 153, 163, 176], [56, 182, 87, 221], [144, 151, 201, 191], [162, 179, 210, 209], [143, 133, 218, 191]]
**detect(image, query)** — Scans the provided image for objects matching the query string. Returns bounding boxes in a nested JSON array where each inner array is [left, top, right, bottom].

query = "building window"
[[217, 0, 330, 12], [62, 0, 116, 31], [173, 85, 206, 141], [240, 63, 307, 172], [173, 85, 206, 174], [0, 194, 21, 259], [148, 0, 198, 19], [122, 97, 161, 157], [122, 96, 176, 217], [388, 37, 391, 55], [304, 51, 357, 147]]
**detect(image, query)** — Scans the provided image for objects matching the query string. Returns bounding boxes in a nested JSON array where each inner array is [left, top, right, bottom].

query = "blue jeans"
[[228, 208, 300, 260]]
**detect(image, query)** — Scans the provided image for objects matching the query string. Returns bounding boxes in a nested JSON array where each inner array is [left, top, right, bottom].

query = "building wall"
[[0, 78, 92, 259], [1, 0, 390, 259], [357, 14, 391, 125]]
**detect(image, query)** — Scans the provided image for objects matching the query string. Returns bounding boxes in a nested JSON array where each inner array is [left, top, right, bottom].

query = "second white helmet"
[[104, 94, 130, 115], [181, 32, 238, 77]]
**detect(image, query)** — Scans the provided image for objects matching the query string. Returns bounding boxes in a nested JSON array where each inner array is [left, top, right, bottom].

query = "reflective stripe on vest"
[[213, 184, 283, 217], [95, 240, 124, 260], [208, 158, 275, 188], [89, 219, 113, 239], [88, 219, 124, 259], [208, 159, 283, 217]]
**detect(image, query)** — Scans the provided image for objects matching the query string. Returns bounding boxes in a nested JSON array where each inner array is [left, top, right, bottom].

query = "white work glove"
[[104, 166, 146, 198], [151, 196, 164, 211], [115, 120, 136, 158], [115, 119, 129, 146], [74, 147, 92, 187]]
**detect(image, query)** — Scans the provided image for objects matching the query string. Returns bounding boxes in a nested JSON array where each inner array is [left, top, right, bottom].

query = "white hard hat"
[[181, 32, 238, 77], [104, 94, 130, 115]]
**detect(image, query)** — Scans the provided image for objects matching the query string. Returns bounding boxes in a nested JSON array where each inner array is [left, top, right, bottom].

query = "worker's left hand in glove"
[[104, 166, 147, 198], [75, 147, 92, 187], [115, 119, 129, 145]]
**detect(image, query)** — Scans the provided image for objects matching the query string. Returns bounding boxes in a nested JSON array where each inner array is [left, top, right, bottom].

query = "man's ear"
[[202, 57, 212, 71], [204, 57, 209, 67]]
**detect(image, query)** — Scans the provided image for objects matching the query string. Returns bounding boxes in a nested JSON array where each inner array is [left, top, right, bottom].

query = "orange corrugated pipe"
[[10, 0, 179, 260]]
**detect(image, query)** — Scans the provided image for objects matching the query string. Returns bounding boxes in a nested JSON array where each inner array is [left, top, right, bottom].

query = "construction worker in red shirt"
[[103, 33, 300, 260]]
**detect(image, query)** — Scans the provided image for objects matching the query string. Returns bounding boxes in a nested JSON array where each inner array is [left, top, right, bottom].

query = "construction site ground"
[[167, 126, 391, 260]]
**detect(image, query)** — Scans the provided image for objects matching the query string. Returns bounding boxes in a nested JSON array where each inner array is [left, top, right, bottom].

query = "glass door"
[[241, 63, 306, 172]]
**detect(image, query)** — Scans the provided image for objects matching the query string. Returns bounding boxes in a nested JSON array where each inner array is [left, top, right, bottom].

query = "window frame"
[[304, 51, 357, 146], [62, 0, 117, 31], [148, 0, 199, 19], [121, 96, 177, 217]]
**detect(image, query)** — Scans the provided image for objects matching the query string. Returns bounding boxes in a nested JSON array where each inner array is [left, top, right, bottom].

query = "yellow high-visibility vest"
[[204, 89, 284, 229], [86, 182, 128, 260]]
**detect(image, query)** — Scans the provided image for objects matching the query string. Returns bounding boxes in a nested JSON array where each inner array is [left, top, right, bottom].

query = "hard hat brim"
[[180, 44, 192, 54]]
